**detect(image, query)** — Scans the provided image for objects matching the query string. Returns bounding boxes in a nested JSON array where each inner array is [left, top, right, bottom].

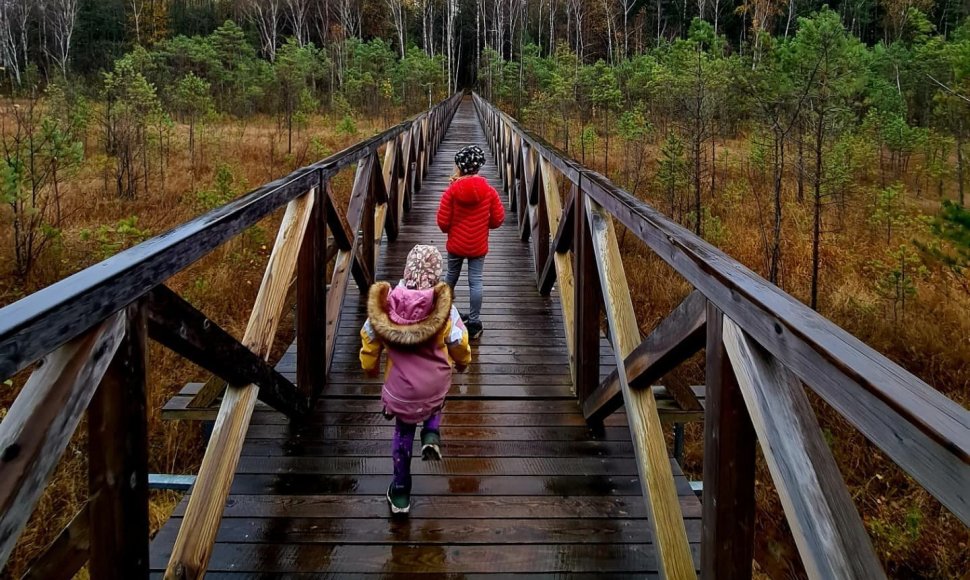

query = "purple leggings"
[[390, 411, 442, 491]]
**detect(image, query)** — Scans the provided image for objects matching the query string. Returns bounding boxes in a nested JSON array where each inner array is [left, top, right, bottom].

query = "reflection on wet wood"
[[150, 98, 700, 577]]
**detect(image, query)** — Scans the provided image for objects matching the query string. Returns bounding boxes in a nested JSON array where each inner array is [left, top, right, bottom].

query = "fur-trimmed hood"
[[367, 281, 453, 346]]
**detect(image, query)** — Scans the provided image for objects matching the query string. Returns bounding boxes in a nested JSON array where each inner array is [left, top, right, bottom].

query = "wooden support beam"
[[326, 185, 354, 251], [145, 285, 307, 417], [526, 153, 541, 205], [399, 130, 414, 211], [165, 191, 314, 580], [585, 196, 697, 579], [382, 138, 401, 242], [347, 158, 376, 291], [701, 302, 756, 580], [298, 184, 327, 401], [722, 318, 885, 579], [189, 191, 316, 410], [361, 191, 376, 290], [539, 158, 576, 380], [88, 303, 150, 579], [583, 290, 707, 423], [574, 184, 601, 403], [530, 164, 550, 286], [0, 312, 125, 569], [323, 164, 375, 373], [21, 507, 89, 580], [538, 184, 576, 296]]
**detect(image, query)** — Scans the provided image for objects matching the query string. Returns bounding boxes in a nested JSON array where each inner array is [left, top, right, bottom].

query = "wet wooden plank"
[[584, 289, 707, 423], [221, 473, 676, 497], [585, 196, 696, 579], [231, 456, 642, 476], [153, 543, 695, 574], [154, 517, 703, 546], [171, 494, 701, 520], [241, 424, 636, 441], [701, 303, 757, 580]]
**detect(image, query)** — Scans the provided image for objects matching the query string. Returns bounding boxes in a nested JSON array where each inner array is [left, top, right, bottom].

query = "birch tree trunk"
[[285, 0, 311, 46], [0, 0, 30, 85], [385, 0, 406, 57], [248, 0, 281, 61]]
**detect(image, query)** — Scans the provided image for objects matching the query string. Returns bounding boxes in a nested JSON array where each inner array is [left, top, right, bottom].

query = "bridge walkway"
[[148, 97, 702, 577]]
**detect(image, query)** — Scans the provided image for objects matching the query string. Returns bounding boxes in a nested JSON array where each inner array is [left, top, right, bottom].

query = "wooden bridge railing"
[[0, 92, 462, 579], [472, 93, 970, 579]]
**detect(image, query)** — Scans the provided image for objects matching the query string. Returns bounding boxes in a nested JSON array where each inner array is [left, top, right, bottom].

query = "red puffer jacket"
[[436, 175, 505, 258]]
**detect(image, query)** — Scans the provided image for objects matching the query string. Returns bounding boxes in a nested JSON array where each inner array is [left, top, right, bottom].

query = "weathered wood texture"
[[297, 185, 327, 400], [149, 97, 701, 577], [21, 507, 89, 580], [722, 318, 885, 579], [701, 303, 756, 580], [189, 191, 316, 410], [88, 303, 150, 578], [473, 92, 970, 527], [0, 312, 125, 568], [584, 197, 697, 579], [573, 186, 602, 403], [584, 290, 707, 423], [145, 285, 307, 417]]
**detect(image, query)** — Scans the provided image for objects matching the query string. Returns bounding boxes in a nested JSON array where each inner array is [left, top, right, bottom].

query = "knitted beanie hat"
[[454, 145, 486, 175], [402, 244, 443, 290]]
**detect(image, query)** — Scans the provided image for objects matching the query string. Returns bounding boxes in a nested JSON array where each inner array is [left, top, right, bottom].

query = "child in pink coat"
[[360, 245, 471, 515]]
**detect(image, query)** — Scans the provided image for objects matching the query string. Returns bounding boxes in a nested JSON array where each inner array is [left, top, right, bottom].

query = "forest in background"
[[1, 0, 969, 578]]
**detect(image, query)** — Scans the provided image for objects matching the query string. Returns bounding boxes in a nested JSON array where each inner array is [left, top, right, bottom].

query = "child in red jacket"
[[435, 145, 505, 339]]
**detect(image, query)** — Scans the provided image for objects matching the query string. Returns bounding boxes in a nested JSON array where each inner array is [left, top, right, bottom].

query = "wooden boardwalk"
[[149, 98, 701, 576]]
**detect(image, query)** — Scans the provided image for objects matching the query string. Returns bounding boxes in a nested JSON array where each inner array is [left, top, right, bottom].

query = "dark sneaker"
[[466, 321, 483, 339], [459, 311, 469, 324], [421, 430, 442, 461], [387, 483, 410, 515]]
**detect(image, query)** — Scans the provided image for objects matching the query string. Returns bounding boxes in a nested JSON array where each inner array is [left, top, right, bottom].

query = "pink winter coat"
[[359, 282, 471, 423]]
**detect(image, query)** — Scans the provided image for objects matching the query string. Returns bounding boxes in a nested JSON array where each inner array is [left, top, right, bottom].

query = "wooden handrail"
[[472, 92, 970, 577]]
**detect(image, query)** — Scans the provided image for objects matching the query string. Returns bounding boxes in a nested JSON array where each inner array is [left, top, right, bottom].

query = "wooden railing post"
[[701, 302, 756, 580], [88, 302, 150, 579], [573, 178, 601, 403], [529, 150, 550, 282], [361, 175, 377, 282], [298, 181, 327, 401]]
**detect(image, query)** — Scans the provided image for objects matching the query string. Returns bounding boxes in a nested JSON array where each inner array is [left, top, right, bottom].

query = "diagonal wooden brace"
[[538, 184, 577, 296], [145, 285, 308, 418], [583, 289, 707, 423]]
